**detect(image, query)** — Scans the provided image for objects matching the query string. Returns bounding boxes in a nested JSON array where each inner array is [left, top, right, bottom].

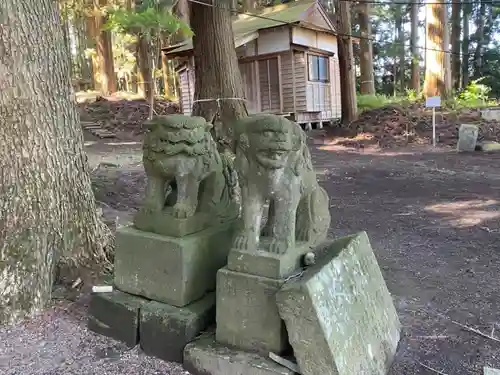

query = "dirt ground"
[[2, 131, 500, 375]]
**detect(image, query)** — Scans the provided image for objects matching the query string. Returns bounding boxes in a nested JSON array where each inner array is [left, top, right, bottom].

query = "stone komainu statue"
[[232, 114, 331, 255], [134, 114, 238, 235]]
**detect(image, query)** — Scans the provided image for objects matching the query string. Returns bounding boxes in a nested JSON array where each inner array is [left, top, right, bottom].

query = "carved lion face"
[[249, 128, 294, 169]]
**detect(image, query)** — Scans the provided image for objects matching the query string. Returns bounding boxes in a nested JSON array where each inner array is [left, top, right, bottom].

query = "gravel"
[[0, 297, 191, 375]]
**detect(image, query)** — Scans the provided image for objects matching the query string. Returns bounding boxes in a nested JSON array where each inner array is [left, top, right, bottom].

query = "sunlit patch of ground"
[[425, 199, 500, 227]]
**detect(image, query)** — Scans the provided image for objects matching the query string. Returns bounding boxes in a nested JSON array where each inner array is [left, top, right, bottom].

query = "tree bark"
[[473, 0, 486, 77], [450, 0, 462, 90], [136, 35, 152, 100], [335, 0, 357, 124], [395, 5, 405, 93], [190, 0, 248, 149], [94, 0, 117, 95], [410, 1, 420, 93], [461, 2, 471, 88], [442, 3, 452, 96], [357, 0, 375, 95], [0, 0, 113, 324], [423, 1, 445, 97]]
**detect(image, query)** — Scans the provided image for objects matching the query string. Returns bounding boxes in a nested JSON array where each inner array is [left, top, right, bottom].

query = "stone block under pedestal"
[[114, 221, 236, 307], [276, 232, 401, 375], [140, 293, 215, 363], [215, 267, 288, 355], [184, 334, 295, 375], [87, 291, 147, 348]]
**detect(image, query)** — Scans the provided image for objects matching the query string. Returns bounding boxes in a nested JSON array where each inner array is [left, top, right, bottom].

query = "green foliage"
[[105, 6, 192, 39], [357, 93, 416, 112], [444, 79, 497, 109]]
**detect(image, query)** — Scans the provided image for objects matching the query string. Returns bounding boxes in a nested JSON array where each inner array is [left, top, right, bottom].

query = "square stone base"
[[227, 239, 312, 279], [215, 267, 288, 354], [184, 334, 295, 375], [276, 232, 401, 375], [140, 293, 215, 363], [114, 222, 235, 307], [87, 291, 147, 348]]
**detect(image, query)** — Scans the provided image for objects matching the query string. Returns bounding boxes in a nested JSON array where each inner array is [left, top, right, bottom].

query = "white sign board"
[[425, 96, 441, 108]]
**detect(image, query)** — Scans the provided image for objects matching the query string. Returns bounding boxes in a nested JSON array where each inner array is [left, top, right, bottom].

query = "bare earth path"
[[1, 139, 500, 375]]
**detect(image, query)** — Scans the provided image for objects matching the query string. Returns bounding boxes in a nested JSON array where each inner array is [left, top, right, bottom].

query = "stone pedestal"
[[140, 293, 215, 363], [184, 334, 295, 375], [215, 267, 288, 354], [227, 239, 312, 279], [88, 291, 147, 348], [114, 222, 235, 307], [276, 232, 401, 375]]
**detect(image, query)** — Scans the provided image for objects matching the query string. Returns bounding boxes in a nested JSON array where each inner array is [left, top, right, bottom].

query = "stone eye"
[[263, 131, 273, 138]]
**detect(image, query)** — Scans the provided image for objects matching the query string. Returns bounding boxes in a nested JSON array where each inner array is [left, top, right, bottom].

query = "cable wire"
[[187, 0, 493, 57]]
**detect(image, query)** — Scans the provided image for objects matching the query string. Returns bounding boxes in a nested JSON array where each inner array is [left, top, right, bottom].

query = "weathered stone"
[[114, 223, 235, 307], [231, 114, 330, 255], [134, 114, 239, 237], [140, 293, 215, 363], [484, 366, 500, 375], [215, 267, 288, 354], [184, 334, 295, 375], [478, 141, 500, 152], [87, 291, 147, 347], [276, 232, 401, 375], [457, 124, 479, 152], [227, 239, 311, 278]]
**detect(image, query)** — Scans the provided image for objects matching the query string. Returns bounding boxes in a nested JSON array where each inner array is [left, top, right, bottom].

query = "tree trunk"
[[410, 1, 420, 93], [442, 4, 452, 96], [335, 0, 357, 124], [136, 35, 152, 100], [94, 1, 117, 95], [423, 2, 445, 97], [357, 0, 375, 95], [0, 0, 112, 325], [190, 0, 248, 149], [473, 1, 486, 77], [450, 0, 462, 90], [161, 53, 174, 98], [395, 6, 405, 93], [461, 2, 471, 88], [172, 0, 191, 44]]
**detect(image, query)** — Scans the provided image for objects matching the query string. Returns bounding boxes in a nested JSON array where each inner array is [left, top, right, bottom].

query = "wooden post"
[[277, 55, 284, 113], [291, 49, 296, 113], [254, 60, 261, 112], [267, 60, 272, 111]]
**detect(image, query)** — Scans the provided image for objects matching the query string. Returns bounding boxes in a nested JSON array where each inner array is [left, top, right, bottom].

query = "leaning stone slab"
[[457, 124, 479, 152], [114, 222, 235, 307], [140, 293, 215, 363], [87, 290, 147, 348], [276, 232, 401, 375], [184, 334, 295, 375], [215, 267, 288, 354]]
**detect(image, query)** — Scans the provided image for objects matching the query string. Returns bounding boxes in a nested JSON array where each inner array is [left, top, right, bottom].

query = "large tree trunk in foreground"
[[190, 0, 248, 148], [450, 0, 462, 90], [357, 0, 375, 95], [335, 0, 357, 124], [423, 2, 445, 97], [0, 0, 112, 324], [410, 2, 420, 93]]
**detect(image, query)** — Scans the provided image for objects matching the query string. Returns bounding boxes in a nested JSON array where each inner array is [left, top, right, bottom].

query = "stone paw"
[[139, 201, 162, 215], [296, 227, 312, 242], [268, 238, 288, 255], [233, 233, 251, 250], [172, 203, 195, 219]]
